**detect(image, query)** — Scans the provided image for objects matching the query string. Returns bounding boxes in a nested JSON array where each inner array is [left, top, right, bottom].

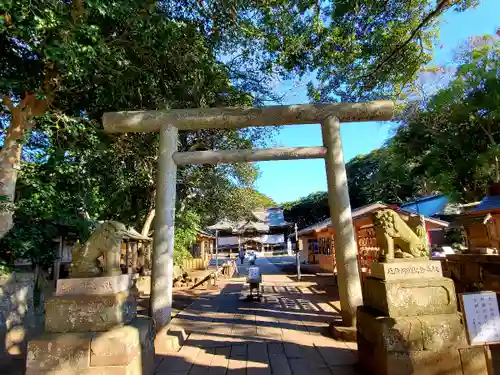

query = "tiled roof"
[[207, 208, 289, 233], [252, 208, 288, 226]]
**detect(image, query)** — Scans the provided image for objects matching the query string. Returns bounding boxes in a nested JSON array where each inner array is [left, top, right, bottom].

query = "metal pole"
[[150, 124, 178, 329], [295, 223, 301, 281], [126, 240, 132, 274], [238, 235, 241, 263], [215, 229, 219, 268], [53, 236, 63, 287], [322, 116, 363, 327], [131, 242, 138, 274]]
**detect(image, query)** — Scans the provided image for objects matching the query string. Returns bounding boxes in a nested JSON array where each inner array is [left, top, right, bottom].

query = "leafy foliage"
[[159, 0, 481, 102], [283, 192, 329, 230], [0, 0, 277, 266], [285, 36, 500, 227], [391, 35, 500, 202], [174, 210, 199, 265], [346, 147, 428, 208]]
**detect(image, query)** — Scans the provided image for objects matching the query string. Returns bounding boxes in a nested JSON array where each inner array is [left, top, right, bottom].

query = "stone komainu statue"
[[70, 221, 150, 278], [371, 209, 429, 261]]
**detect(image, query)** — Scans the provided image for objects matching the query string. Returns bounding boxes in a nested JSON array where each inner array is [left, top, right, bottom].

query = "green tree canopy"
[[0, 0, 277, 266], [164, 0, 480, 101], [391, 35, 500, 202], [283, 191, 329, 230]]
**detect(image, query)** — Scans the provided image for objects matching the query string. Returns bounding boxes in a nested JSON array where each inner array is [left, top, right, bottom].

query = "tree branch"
[[2, 95, 14, 112], [363, 0, 452, 80]]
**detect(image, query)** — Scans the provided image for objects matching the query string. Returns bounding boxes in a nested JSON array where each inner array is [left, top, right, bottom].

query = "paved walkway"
[[155, 257, 359, 374]]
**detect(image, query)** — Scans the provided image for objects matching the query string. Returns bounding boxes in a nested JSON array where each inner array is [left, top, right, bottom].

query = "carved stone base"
[[370, 260, 442, 280], [45, 291, 137, 333], [357, 306, 468, 352], [358, 333, 489, 375], [357, 307, 488, 375], [56, 274, 135, 296], [26, 317, 155, 375]]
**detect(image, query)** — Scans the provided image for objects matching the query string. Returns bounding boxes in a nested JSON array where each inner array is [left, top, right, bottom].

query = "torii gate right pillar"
[[322, 116, 363, 328]]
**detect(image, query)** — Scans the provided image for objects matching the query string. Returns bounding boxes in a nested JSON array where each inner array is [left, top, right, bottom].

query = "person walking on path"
[[239, 247, 245, 265]]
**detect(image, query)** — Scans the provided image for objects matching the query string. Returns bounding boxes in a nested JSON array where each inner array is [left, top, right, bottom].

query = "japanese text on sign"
[[461, 292, 500, 345]]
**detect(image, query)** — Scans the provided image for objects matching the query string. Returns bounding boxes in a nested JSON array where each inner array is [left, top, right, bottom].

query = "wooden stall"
[[296, 202, 449, 274], [453, 198, 500, 253], [190, 230, 215, 258]]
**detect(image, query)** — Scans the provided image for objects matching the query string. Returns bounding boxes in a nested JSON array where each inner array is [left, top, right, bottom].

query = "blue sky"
[[253, 0, 500, 204]]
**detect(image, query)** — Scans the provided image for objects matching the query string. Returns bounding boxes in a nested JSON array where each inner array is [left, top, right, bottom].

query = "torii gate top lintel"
[[102, 100, 394, 133]]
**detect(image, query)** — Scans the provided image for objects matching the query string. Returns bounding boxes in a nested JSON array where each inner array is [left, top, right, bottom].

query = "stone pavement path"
[[155, 256, 359, 375]]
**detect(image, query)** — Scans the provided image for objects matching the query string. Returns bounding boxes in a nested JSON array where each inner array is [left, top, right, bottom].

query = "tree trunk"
[[141, 208, 155, 237], [139, 208, 155, 276], [0, 94, 49, 239], [494, 155, 500, 183], [479, 122, 500, 183]]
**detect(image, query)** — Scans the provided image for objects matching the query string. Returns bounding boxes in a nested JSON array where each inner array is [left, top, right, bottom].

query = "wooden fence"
[[181, 255, 210, 271]]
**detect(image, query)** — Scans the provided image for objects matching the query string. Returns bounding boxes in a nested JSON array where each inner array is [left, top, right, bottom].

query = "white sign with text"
[[460, 292, 500, 345]]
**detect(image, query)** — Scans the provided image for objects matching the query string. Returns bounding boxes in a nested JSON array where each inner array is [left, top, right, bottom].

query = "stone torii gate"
[[102, 101, 394, 330]]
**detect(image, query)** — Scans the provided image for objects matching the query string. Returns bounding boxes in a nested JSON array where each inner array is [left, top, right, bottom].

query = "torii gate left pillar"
[[103, 101, 394, 331]]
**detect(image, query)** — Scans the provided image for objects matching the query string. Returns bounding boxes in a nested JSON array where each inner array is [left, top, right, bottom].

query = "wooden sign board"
[[459, 291, 500, 346]]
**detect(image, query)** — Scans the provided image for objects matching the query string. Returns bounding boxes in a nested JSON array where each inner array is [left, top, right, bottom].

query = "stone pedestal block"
[[371, 260, 442, 280], [357, 306, 490, 375], [363, 277, 457, 317], [45, 292, 137, 333], [26, 317, 155, 375]]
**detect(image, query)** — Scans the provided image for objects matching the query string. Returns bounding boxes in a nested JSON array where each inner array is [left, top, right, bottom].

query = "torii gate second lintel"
[[102, 100, 395, 330]]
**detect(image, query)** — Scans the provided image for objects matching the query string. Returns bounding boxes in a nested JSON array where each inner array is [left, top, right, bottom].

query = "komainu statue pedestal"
[[25, 275, 155, 375], [357, 260, 490, 375]]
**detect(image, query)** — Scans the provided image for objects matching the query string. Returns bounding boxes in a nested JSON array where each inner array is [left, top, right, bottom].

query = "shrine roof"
[[207, 207, 290, 233]]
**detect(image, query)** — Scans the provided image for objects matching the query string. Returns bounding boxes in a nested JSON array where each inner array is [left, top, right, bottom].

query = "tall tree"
[[283, 192, 329, 229], [1, 0, 279, 242], [347, 147, 429, 208], [391, 35, 500, 202], [1, 0, 278, 265], [0, 0, 154, 238]]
